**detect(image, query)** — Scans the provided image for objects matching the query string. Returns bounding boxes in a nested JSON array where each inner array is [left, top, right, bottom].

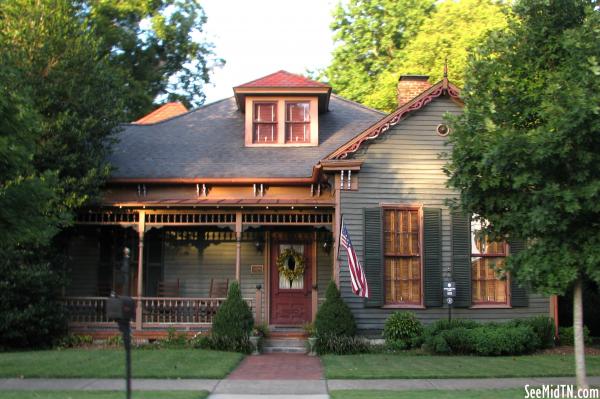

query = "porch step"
[[262, 338, 308, 354]]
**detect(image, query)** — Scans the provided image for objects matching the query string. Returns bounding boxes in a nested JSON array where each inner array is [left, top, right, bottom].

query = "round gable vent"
[[436, 124, 450, 136]]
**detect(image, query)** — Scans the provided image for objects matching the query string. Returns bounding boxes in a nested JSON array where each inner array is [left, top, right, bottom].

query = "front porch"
[[64, 208, 334, 337]]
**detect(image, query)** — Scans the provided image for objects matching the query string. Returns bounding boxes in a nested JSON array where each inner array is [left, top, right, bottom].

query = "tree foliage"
[[324, 0, 435, 105], [364, 0, 509, 112], [446, 0, 600, 294], [325, 0, 509, 112], [445, 0, 599, 387], [83, 0, 221, 119]]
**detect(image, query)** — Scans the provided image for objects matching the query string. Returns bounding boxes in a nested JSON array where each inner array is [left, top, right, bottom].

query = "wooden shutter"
[[508, 238, 529, 307], [452, 211, 471, 307], [364, 207, 383, 307], [423, 208, 442, 307]]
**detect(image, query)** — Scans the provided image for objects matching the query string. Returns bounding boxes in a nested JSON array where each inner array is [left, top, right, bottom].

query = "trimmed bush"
[[423, 318, 542, 356], [192, 334, 253, 354], [316, 335, 370, 355], [383, 312, 424, 350], [559, 326, 592, 346], [211, 281, 254, 352], [315, 281, 356, 338], [510, 316, 556, 349]]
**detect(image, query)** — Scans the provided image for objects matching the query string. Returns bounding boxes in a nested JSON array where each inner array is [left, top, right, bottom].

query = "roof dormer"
[[233, 70, 331, 147]]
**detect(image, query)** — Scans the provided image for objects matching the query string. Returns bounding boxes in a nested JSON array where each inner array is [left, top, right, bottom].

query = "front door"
[[270, 241, 312, 325]]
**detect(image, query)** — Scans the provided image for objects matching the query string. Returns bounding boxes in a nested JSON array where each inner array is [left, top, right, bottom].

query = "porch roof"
[[103, 198, 335, 207]]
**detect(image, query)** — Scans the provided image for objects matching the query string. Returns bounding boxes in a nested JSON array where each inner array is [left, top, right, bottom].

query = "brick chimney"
[[397, 75, 431, 107]]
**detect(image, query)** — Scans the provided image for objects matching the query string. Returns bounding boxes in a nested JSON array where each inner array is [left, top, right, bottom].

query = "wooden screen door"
[[270, 241, 312, 325]]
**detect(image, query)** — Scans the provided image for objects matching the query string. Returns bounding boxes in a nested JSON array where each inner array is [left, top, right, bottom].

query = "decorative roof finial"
[[444, 57, 448, 78]]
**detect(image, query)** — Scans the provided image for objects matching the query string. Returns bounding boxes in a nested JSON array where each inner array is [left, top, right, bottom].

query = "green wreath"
[[276, 248, 305, 283]]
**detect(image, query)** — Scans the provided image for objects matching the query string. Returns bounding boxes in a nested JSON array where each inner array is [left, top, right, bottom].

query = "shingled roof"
[[108, 95, 384, 180], [234, 70, 330, 88]]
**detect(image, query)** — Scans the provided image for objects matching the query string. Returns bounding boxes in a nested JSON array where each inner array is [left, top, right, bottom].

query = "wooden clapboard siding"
[[339, 96, 550, 332], [66, 235, 100, 296], [162, 241, 265, 318], [317, 243, 333, 302]]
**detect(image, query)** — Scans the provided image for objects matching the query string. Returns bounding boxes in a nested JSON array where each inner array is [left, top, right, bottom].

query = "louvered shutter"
[[508, 238, 529, 307], [423, 208, 442, 307], [452, 212, 471, 307], [364, 207, 383, 307]]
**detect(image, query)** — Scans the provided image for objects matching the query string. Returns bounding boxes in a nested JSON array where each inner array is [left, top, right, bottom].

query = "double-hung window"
[[253, 102, 277, 143], [384, 207, 422, 305], [285, 102, 310, 143], [471, 219, 508, 305]]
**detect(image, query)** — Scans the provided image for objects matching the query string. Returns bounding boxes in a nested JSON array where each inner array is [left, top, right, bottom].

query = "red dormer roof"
[[235, 70, 329, 88], [134, 102, 188, 125], [233, 70, 331, 113]]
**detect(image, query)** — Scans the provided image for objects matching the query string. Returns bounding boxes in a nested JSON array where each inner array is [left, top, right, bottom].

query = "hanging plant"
[[276, 248, 305, 283]]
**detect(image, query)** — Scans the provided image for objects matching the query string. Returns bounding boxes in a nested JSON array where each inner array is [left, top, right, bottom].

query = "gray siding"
[[339, 96, 550, 332], [317, 243, 333, 303], [163, 241, 265, 318]]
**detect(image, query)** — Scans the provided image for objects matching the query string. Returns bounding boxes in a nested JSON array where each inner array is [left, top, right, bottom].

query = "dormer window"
[[253, 102, 277, 143], [286, 102, 310, 143], [234, 70, 330, 148]]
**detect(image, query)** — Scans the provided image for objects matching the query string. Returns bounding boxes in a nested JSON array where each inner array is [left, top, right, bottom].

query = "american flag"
[[340, 218, 369, 298]]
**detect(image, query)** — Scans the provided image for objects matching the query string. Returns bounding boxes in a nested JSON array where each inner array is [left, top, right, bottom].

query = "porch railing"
[[63, 296, 255, 326]]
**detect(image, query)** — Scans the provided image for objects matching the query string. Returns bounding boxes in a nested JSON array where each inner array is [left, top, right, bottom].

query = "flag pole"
[[337, 214, 343, 261]]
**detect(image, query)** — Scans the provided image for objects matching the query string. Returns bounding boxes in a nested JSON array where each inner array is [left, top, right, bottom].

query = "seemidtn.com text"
[[525, 385, 600, 399]]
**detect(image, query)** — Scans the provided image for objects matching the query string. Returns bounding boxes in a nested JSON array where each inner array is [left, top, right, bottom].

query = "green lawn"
[[329, 389, 525, 399], [0, 349, 243, 379], [322, 354, 600, 379], [0, 392, 208, 399]]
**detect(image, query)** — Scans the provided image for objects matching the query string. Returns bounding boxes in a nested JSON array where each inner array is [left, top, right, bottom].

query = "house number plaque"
[[250, 265, 264, 274]]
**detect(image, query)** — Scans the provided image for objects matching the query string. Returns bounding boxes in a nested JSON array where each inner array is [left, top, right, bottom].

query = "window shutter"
[[452, 211, 471, 307], [363, 207, 383, 307], [508, 238, 529, 307], [423, 208, 442, 307]]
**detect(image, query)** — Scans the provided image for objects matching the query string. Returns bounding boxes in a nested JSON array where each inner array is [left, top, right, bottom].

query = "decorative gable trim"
[[325, 79, 462, 160]]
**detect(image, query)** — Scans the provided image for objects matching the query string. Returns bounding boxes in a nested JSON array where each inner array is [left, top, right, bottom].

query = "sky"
[[200, 0, 339, 103]]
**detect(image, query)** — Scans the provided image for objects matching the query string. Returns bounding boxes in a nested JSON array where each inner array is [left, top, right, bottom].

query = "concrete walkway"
[[2, 376, 600, 392]]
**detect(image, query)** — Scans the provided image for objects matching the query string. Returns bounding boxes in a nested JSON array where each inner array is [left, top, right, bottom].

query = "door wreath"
[[276, 248, 305, 283]]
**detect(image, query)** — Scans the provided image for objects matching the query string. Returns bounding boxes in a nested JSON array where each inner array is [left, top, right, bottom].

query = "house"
[[64, 70, 555, 337]]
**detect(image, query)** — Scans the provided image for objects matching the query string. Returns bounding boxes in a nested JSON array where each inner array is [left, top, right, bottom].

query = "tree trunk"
[[573, 277, 588, 389]]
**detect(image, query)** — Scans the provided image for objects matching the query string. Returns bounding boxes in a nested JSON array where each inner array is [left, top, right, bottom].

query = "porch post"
[[333, 173, 341, 286], [135, 210, 145, 331], [235, 211, 242, 282], [312, 230, 318, 322]]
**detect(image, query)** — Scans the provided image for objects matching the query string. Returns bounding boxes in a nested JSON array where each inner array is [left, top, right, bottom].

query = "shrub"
[[559, 326, 592, 346], [158, 327, 188, 348], [58, 334, 93, 348], [0, 261, 68, 349], [510, 316, 556, 349], [423, 319, 541, 356], [470, 325, 539, 356], [383, 312, 424, 350], [314, 281, 356, 338], [192, 334, 253, 354], [316, 335, 370, 355], [252, 323, 270, 338], [212, 281, 254, 341]]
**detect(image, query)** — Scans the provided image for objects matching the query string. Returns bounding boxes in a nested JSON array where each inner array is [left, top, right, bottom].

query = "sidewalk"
[[1, 376, 599, 392]]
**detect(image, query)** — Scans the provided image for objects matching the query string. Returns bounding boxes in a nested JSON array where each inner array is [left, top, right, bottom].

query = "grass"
[[322, 354, 600, 379], [0, 349, 243, 379], [329, 389, 526, 399], [0, 392, 208, 399]]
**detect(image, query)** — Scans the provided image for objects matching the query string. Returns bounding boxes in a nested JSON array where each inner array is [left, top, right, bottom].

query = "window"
[[253, 102, 277, 143], [471, 219, 508, 305], [285, 102, 310, 143], [384, 208, 421, 305]]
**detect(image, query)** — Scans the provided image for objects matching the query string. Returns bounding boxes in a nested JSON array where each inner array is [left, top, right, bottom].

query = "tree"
[[324, 0, 435, 104], [1, 0, 127, 212], [446, 0, 600, 388], [364, 0, 509, 112], [82, 0, 222, 119], [0, 0, 128, 347]]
